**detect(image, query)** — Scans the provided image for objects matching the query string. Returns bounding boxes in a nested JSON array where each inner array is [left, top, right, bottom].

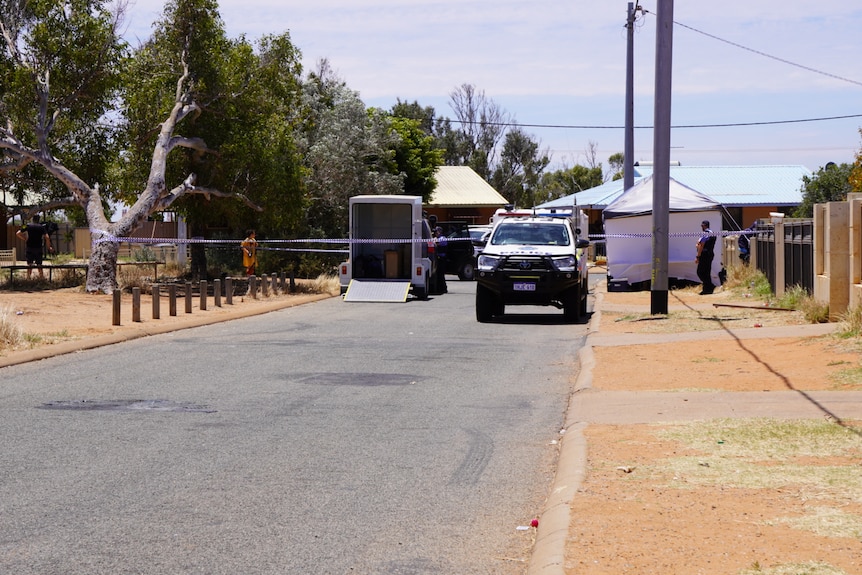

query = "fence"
[[748, 219, 815, 297]]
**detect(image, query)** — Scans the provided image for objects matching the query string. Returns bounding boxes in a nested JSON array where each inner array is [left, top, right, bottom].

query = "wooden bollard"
[[271, 273, 279, 295], [225, 277, 233, 305], [261, 274, 269, 297], [289, 270, 296, 293], [249, 276, 258, 299], [200, 280, 207, 310], [185, 282, 192, 313], [279, 271, 286, 292], [152, 284, 161, 319], [214, 278, 221, 307], [112, 290, 121, 326], [132, 287, 141, 322], [168, 284, 177, 316]]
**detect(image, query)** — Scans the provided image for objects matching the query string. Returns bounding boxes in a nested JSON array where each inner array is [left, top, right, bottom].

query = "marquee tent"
[[603, 176, 724, 287]]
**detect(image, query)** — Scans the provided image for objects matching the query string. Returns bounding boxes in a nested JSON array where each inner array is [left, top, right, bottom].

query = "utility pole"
[[624, 2, 638, 192], [651, 0, 673, 315]]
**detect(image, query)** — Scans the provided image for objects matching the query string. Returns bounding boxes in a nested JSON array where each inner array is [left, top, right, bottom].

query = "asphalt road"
[[0, 279, 589, 574]]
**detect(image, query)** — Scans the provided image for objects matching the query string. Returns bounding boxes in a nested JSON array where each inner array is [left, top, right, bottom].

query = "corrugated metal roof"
[[537, 165, 812, 210], [428, 166, 509, 207]]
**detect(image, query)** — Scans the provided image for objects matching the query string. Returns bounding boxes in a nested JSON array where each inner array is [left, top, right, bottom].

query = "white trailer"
[[339, 195, 435, 302]]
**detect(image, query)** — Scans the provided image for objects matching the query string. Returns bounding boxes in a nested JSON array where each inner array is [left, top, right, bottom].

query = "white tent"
[[603, 176, 723, 287]]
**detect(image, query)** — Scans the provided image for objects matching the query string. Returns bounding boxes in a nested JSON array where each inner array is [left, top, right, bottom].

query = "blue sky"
[[123, 0, 862, 173]]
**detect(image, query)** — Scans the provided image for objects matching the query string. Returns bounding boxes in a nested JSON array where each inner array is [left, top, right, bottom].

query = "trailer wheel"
[[414, 271, 429, 300]]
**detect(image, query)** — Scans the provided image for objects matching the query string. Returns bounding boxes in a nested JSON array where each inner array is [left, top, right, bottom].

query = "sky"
[[122, 0, 862, 174]]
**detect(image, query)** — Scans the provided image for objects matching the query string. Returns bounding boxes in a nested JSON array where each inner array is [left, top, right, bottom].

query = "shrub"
[[0, 306, 24, 349]]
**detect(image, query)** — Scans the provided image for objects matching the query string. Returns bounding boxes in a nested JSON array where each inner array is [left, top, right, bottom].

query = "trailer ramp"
[[343, 279, 411, 302]]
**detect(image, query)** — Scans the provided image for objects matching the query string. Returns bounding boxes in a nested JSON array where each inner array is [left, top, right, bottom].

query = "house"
[[424, 166, 509, 224], [536, 164, 813, 236]]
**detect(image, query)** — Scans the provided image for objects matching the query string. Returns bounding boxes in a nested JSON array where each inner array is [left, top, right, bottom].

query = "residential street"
[[0, 280, 589, 574]]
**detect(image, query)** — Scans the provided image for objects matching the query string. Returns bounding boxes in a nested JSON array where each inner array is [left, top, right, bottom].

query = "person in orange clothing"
[[241, 229, 258, 276]]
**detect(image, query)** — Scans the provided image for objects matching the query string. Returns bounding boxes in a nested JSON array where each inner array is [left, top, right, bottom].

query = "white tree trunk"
[[86, 237, 120, 293]]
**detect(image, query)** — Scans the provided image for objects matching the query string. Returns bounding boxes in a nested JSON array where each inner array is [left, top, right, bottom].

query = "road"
[[0, 279, 589, 574]]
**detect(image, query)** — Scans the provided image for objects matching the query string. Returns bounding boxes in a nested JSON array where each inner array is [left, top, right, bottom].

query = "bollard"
[[250, 276, 258, 299], [262, 274, 269, 297], [225, 277, 233, 305], [279, 271, 286, 293], [132, 287, 141, 322], [289, 270, 296, 293], [152, 284, 161, 320], [200, 280, 207, 310], [112, 290, 121, 326], [271, 273, 279, 295], [168, 284, 177, 316], [185, 282, 192, 313], [214, 278, 221, 307]]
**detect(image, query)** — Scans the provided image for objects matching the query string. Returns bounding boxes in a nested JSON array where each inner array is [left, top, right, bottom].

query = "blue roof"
[[536, 165, 812, 210]]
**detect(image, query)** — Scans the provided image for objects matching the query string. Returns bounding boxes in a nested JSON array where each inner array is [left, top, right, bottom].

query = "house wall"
[[424, 207, 500, 225]]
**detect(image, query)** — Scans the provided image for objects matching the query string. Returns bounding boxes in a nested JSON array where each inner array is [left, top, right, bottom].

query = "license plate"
[[514, 282, 536, 292]]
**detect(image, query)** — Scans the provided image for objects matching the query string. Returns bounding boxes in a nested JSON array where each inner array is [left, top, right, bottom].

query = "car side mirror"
[[577, 238, 590, 249]]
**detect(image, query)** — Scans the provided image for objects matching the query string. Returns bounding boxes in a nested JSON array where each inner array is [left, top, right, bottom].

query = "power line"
[[642, 10, 862, 89], [448, 112, 862, 131]]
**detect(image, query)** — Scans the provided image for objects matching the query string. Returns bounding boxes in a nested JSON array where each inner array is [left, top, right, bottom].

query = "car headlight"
[[477, 254, 501, 271], [551, 255, 577, 271]]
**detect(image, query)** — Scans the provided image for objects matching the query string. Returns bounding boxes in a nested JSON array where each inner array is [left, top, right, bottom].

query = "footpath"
[[528, 278, 862, 575]]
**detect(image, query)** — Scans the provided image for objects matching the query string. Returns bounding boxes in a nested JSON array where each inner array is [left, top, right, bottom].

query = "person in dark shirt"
[[16, 215, 53, 279], [738, 224, 755, 265], [695, 220, 716, 295]]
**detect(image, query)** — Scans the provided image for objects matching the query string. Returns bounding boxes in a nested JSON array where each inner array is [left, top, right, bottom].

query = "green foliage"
[[0, 0, 127, 205], [298, 61, 403, 239], [537, 165, 604, 205], [388, 115, 443, 202], [850, 129, 862, 193], [793, 162, 853, 217], [490, 128, 550, 208], [607, 152, 625, 180]]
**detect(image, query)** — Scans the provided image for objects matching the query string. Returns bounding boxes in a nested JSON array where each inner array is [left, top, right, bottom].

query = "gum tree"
[[1, 0, 302, 292]]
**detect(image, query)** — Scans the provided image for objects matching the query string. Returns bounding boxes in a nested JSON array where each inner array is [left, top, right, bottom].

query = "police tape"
[[590, 230, 750, 240], [89, 231, 430, 246], [89, 228, 745, 246]]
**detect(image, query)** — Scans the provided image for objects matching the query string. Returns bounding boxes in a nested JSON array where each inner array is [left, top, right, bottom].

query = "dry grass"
[[739, 562, 848, 575], [0, 305, 24, 349], [294, 273, 341, 296]]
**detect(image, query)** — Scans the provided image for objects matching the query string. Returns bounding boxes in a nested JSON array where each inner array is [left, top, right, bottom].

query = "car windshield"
[[469, 228, 490, 241], [490, 222, 570, 246]]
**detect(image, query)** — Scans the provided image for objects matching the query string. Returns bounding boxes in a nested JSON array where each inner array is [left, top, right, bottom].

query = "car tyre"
[[458, 260, 476, 281], [563, 285, 582, 323], [579, 277, 589, 316], [476, 284, 495, 322]]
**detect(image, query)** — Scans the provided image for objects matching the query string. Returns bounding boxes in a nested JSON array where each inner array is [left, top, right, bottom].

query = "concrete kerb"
[[0, 293, 334, 369], [527, 288, 604, 575], [526, 283, 853, 574]]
